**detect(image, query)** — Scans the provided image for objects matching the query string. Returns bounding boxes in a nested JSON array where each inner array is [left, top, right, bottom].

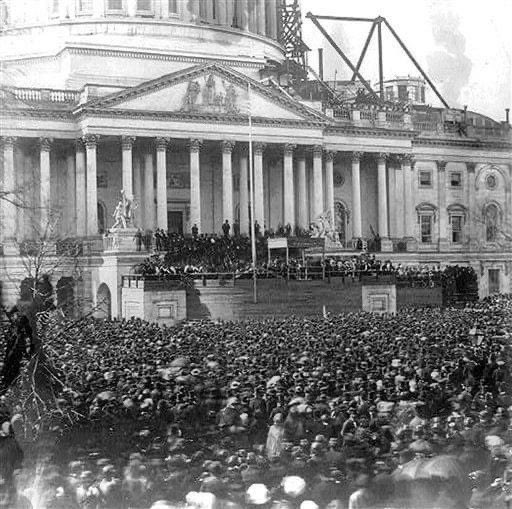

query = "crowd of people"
[[0, 294, 510, 508]]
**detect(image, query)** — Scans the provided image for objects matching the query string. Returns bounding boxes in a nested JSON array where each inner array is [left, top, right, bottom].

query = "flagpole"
[[248, 83, 257, 304]]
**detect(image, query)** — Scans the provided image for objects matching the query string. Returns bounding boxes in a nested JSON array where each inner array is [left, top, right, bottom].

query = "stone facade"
[[0, 1, 511, 317]]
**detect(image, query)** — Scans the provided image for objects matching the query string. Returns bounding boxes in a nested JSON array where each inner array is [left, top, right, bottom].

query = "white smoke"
[[426, 6, 472, 108]]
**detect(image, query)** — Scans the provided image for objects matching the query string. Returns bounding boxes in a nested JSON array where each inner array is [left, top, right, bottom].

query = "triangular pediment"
[[83, 64, 327, 123]]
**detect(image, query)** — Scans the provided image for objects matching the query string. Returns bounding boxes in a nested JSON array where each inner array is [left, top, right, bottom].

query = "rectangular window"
[[451, 215, 463, 243], [419, 170, 432, 187], [414, 86, 420, 101], [420, 215, 432, 243], [168, 0, 177, 13], [385, 86, 394, 101], [77, 0, 93, 12], [397, 85, 408, 101], [420, 87, 425, 103], [450, 172, 462, 188], [107, 0, 123, 10], [136, 0, 151, 11]]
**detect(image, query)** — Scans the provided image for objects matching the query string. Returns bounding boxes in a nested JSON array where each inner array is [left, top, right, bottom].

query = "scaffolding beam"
[[351, 21, 377, 82], [306, 12, 381, 102]]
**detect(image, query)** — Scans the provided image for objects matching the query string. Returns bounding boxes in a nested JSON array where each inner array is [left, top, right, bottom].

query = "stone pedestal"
[[104, 228, 140, 252], [362, 284, 397, 314], [380, 238, 393, 252], [438, 239, 450, 252], [405, 238, 418, 252]]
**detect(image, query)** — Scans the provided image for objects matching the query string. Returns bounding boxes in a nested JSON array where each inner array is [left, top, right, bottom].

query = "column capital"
[[82, 134, 100, 149], [312, 144, 323, 157], [283, 143, 296, 156], [0, 136, 17, 149], [121, 135, 136, 151], [189, 138, 202, 153], [74, 138, 85, 152], [377, 152, 389, 164], [351, 151, 363, 163], [398, 153, 415, 167], [39, 137, 54, 152], [466, 162, 476, 173], [253, 142, 266, 155], [325, 150, 336, 162], [221, 140, 236, 154], [155, 137, 171, 151], [436, 160, 447, 172]]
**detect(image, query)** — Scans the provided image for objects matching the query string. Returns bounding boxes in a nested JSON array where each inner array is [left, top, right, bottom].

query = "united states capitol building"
[[0, 0, 511, 317]]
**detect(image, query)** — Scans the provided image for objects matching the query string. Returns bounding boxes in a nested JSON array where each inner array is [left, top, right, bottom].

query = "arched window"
[[96, 283, 112, 320], [484, 203, 500, 242]]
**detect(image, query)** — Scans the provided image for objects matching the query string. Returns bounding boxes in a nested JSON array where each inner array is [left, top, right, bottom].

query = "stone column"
[[312, 145, 323, 220], [377, 153, 392, 251], [218, 0, 227, 24], [239, 0, 248, 29], [190, 0, 200, 21], [39, 137, 52, 231], [401, 154, 415, 248], [257, 0, 266, 34], [387, 160, 397, 238], [121, 136, 135, 199], [206, 0, 214, 22], [75, 139, 87, 237], [267, 0, 277, 39], [226, 0, 234, 26], [253, 142, 265, 228], [283, 143, 296, 231], [296, 150, 308, 230], [189, 139, 202, 233], [1, 137, 17, 241], [437, 160, 448, 250], [133, 152, 142, 227], [239, 149, 249, 235], [466, 162, 476, 248], [84, 135, 99, 236], [222, 140, 235, 232], [66, 147, 76, 236], [351, 151, 362, 239], [143, 151, 155, 230], [156, 137, 169, 231], [325, 150, 335, 229]]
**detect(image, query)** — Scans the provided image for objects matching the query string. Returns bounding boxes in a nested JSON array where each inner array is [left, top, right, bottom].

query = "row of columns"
[[0, 136, 489, 247], [189, 0, 278, 39]]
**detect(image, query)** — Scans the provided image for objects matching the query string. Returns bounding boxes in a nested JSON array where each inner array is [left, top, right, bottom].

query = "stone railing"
[[0, 87, 81, 104]]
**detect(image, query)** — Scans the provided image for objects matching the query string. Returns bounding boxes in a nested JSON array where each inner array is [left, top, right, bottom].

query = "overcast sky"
[[301, 0, 511, 121]]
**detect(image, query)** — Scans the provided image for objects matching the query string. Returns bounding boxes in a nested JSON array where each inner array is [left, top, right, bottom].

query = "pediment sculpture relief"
[[181, 74, 239, 114]]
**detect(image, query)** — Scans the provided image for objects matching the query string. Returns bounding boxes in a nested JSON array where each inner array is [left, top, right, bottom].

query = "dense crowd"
[[0, 295, 511, 508]]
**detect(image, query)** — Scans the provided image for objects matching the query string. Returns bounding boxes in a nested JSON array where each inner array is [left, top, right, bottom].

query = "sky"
[[301, 0, 511, 121]]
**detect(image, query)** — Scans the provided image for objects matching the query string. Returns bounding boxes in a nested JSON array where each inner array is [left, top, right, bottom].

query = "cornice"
[[66, 46, 266, 69], [325, 125, 416, 139], [76, 108, 327, 129], [413, 136, 512, 151], [0, 108, 74, 120]]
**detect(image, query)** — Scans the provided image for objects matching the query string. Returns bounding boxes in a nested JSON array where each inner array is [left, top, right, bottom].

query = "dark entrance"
[[168, 211, 183, 234], [488, 269, 500, 295]]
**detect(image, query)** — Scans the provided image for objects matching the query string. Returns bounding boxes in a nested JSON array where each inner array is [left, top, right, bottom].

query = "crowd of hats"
[[2, 294, 512, 508]]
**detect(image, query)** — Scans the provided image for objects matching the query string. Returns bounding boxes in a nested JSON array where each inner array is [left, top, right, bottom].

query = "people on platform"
[[222, 220, 231, 238]]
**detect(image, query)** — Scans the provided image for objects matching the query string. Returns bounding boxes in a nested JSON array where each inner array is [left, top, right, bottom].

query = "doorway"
[[488, 269, 500, 295], [168, 211, 184, 234]]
